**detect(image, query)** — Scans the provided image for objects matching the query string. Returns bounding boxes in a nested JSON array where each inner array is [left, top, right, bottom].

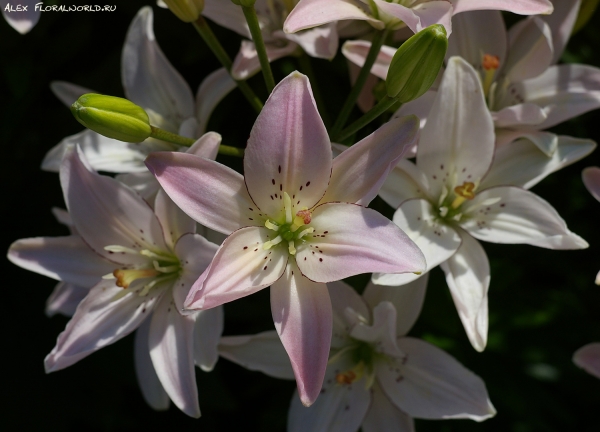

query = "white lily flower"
[[8, 146, 221, 417], [42, 7, 235, 182], [375, 56, 589, 352], [219, 278, 496, 431]]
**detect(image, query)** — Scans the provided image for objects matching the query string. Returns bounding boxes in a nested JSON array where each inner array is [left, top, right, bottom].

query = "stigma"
[[451, 181, 476, 209]]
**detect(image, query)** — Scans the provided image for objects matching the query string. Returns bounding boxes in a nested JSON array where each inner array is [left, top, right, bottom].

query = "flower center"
[[436, 181, 479, 222], [263, 192, 314, 255], [331, 340, 383, 389]]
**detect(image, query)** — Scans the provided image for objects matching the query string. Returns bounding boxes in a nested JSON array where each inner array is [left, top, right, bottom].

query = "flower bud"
[[71, 94, 152, 143], [386, 24, 448, 103], [163, 0, 204, 22]]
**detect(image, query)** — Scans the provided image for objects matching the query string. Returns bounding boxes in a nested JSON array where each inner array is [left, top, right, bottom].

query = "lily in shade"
[[145, 71, 426, 406]]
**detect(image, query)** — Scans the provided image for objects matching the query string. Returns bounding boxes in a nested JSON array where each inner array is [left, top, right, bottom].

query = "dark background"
[[1, 1, 600, 431]]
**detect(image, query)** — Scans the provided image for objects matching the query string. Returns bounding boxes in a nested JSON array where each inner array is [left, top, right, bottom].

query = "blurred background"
[[1, 1, 599, 430]]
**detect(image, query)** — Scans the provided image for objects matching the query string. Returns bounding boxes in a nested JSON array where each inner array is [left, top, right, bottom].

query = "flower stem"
[[241, 5, 276, 93], [333, 96, 401, 143], [330, 30, 389, 138], [193, 16, 263, 114], [150, 126, 245, 157]]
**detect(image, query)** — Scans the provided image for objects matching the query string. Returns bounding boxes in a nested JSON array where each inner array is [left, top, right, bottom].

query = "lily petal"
[[1, 0, 40, 34], [149, 293, 200, 418], [540, 0, 580, 64], [145, 152, 256, 235], [284, 0, 384, 34], [244, 72, 332, 216], [342, 40, 397, 80], [377, 337, 496, 420], [194, 306, 223, 372], [202, 0, 249, 38], [373, 0, 453, 35], [460, 186, 588, 249], [154, 190, 196, 249], [495, 129, 558, 154], [378, 159, 431, 210], [184, 227, 288, 310], [50, 81, 96, 107], [327, 280, 370, 339], [45, 282, 89, 318], [505, 17, 553, 83], [45, 280, 163, 372], [492, 103, 548, 128], [440, 232, 489, 352], [122, 7, 194, 132], [283, 24, 339, 60], [583, 166, 600, 202], [115, 172, 160, 202], [271, 262, 332, 407], [449, 0, 553, 15], [372, 199, 461, 287], [362, 383, 415, 432], [573, 343, 600, 379], [323, 115, 419, 206], [296, 203, 425, 283], [8, 235, 114, 287], [231, 39, 299, 80], [219, 330, 295, 380], [134, 317, 170, 411], [350, 301, 404, 358], [195, 69, 236, 135]]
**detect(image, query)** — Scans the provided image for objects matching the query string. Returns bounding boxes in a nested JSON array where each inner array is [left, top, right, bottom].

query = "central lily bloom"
[[146, 71, 425, 406]]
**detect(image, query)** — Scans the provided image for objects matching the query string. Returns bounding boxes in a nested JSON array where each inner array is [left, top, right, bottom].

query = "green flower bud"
[[163, 0, 204, 22], [230, 0, 256, 6], [71, 94, 152, 143], [386, 24, 448, 103]]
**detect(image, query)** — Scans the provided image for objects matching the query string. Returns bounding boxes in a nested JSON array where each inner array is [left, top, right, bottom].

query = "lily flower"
[[219, 278, 496, 431], [145, 71, 426, 406], [42, 7, 235, 183], [284, 0, 553, 38], [8, 146, 221, 417], [1, 0, 40, 34], [583, 166, 600, 284], [201, 0, 338, 80], [374, 56, 589, 352]]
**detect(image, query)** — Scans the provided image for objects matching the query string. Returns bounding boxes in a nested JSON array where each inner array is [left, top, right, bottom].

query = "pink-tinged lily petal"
[[203, 0, 249, 38], [231, 39, 299, 80], [440, 232, 489, 352], [42, 129, 151, 173], [8, 236, 115, 288], [172, 233, 219, 311], [342, 40, 396, 80], [378, 159, 430, 209], [449, 0, 553, 15], [296, 203, 426, 283], [61, 147, 168, 264], [52, 207, 73, 227], [145, 152, 256, 235], [195, 69, 236, 135], [481, 136, 596, 190], [282, 24, 339, 60], [540, 0, 580, 64], [506, 64, 600, 130], [328, 280, 369, 348], [50, 81, 96, 107], [45, 280, 163, 372], [122, 7, 194, 132], [364, 274, 429, 338], [323, 115, 419, 206], [149, 293, 200, 418], [154, 190, 196, 249], [219, 330, 295, 380], [447, 11, 506, 72], [583, 166, 600, 202], [377, 337, 496, 420], [115, 172, 160, 202], [495, 129, 558, 155], [194, 306, 223, 372], [373, 0, 453, 35], [187, 132, 221, 160], [244, 72, 332, 215], [505, 17, 553, 83], [1, 0, 40, 34], [46, 282, 89, 318], [417, 57, 494, 199], [287, 357, 371, 432], [350, 302, 404, 358], [185, 227, 288, 310], [134, 317, 170, 411], [373, 199, 461, 287], [284, 0, 384, 34], [492, 103, 548, 128], [362, 383, 415, 432], [461, 186, 588, 249], [393, 90, 437, 131], [573, 343, 600, 379]]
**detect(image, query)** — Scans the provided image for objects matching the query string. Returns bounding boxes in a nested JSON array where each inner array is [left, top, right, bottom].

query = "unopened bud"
[[230, 0, 256, 6], [71, 94, 151, 143], [386, 24, 448, 103], [163, 0, 204, 22]]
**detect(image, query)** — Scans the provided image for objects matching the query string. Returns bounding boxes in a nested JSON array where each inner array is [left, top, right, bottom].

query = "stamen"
[[102, 272, 116, 280], [284, 192, 293, 224], [288, 241, 296, 255], [113, 268, 160, 288], [296, 209, 311, 225], [104, 245, 139, 255], [263, 235, 283, 250], [138, 274, 174, 297], [335, 362, 365, 385], [439, 206, 449, 218], [296, 227, 315, 239], [152, 261, 180, 273], [140, 249, 179, 263], [482, 53, 500, 96], [451, 181, 476, 209], [265, 220, 279, 231]]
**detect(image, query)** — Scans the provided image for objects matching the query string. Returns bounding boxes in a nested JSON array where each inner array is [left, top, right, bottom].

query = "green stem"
[[297, 53, 330, 127], [193, 16, 263, 114], [330, 30, 389, 137], [241, 5, 276, 93], [150, 126, 245, 157], [333, 96, 401, 143]]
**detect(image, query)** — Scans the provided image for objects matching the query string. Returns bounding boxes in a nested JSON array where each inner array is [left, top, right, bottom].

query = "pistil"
[[481, 53, 500, 97], [451, 181, 476, 209]]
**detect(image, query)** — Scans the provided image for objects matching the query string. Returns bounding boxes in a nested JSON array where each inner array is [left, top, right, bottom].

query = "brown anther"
[[296, 209, 312, 225], [482, 54, 500, 71], [113, 268, 159, 289], [454, 182, 476, 200], [335, 370, 357, 385]]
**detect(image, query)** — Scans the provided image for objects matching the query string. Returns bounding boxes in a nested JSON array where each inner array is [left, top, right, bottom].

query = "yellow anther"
[[451, 181, 476, 209], [336, 370, 357, 385], [296, 209, 312, 225], [481, 53, 500, 97]]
